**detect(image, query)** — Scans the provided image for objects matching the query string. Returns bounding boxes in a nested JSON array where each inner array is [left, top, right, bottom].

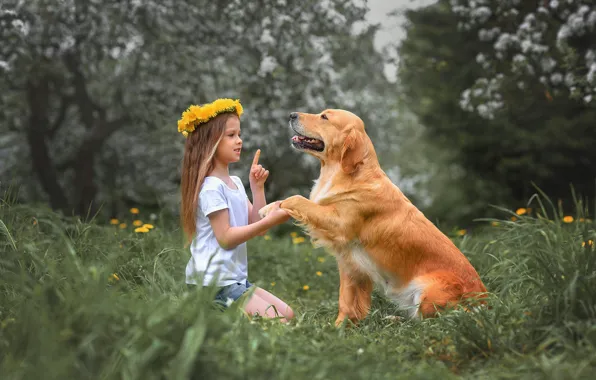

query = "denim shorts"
[[214, 279, 254, 307]]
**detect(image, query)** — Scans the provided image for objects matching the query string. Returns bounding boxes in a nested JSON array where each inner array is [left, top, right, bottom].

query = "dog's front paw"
[[258, 202, 278, 219]]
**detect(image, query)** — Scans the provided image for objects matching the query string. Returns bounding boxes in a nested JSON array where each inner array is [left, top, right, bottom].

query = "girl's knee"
[[284, 306, 295, 320]]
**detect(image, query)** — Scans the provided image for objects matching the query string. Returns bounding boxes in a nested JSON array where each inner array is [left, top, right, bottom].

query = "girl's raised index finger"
[[252, 149, 261, 166]]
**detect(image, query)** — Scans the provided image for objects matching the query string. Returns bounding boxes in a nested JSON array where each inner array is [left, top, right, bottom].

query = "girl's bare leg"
[[243, 287, 294, 322]]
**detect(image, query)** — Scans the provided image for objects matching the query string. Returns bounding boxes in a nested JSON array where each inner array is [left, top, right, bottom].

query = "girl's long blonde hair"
[[180, 112, 237, 245]]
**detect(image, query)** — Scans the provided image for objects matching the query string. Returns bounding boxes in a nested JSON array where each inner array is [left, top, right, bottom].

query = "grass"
[[2, 191, 596, 379]]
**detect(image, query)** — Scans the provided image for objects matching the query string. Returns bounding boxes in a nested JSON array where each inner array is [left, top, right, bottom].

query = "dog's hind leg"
[[417, 272, 466, 318], [335, 262, 373, 327]]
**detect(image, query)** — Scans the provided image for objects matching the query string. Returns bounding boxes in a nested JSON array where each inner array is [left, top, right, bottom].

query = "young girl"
[[178, 98, 294, 322]]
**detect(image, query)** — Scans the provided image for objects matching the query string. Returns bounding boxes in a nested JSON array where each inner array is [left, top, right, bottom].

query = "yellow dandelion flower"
[[316, 271, 322, 276], [270, 282, 276, 287], [108, 273, 120, 284], [582, 240, 594, 248], [177, 99, 243, 137], [142, 224, 154, 229], [130, 208, 139, 214], [456, 229, 467, 236], [264, 235, 272, 240], [110, 218, 119, 225], [119, 223, 127, 229], [293, 237, 305, 245], [317, 257, 326, 263], [563, 216, 574, 223], [135, 227, 149, 233], [491, 221, 500, 227], [515, 208, 527, 216], [133, 220, 143, 227], [302, 285, 310, 291], [290, 232, 298, 238], [511, 216, 518, 222]]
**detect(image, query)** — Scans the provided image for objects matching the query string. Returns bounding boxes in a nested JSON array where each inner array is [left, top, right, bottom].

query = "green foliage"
[[396, 1, 510, 224], [3, 190, 596, 378], [0, 0, 397, 218], [396, 0, 596, 221]]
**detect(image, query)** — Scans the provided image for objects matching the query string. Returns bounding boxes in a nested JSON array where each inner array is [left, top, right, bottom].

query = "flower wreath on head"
[[177, 98, 243, 137]]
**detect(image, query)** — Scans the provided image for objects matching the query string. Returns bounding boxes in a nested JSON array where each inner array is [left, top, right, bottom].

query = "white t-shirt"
[[185, 176, 249, 286]]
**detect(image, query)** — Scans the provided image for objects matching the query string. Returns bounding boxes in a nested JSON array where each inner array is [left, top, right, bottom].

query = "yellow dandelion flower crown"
[[177, 98, 243, 137]]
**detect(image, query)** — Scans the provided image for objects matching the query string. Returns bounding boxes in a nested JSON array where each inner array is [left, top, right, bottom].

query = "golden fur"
[[260, 109, 487, 325]]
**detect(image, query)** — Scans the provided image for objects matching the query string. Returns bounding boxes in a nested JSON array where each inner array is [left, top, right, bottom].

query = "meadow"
[[2, 190, 596, 380]]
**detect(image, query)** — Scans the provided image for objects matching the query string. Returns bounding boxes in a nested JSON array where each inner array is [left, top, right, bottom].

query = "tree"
[[0, 0, 397, 217], [397, 0, 596, 217], [451, 0, 596, 118]]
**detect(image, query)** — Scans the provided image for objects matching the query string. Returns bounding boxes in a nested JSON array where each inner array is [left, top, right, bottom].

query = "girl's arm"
[[248, 149, 268, 225], [248, 188, 266, 224], [209, 203, 288, 250]]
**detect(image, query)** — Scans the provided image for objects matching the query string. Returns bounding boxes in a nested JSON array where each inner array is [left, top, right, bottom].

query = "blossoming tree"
[[451, 0, 596, 119], [398, 0, 596, 215], [0, 0, 394, 217]]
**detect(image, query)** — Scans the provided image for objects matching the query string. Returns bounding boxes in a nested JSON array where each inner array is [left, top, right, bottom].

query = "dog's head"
[[289, 109, 369, 173]]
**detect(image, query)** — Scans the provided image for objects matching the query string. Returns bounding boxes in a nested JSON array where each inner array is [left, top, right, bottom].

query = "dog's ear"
[[340, 127, 366, 174]]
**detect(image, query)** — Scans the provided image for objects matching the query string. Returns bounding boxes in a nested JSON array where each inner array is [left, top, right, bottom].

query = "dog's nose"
[[289, 112, 298, 120]]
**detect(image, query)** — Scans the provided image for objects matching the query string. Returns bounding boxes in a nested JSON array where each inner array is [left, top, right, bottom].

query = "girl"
[[178, 98, 294, 322]]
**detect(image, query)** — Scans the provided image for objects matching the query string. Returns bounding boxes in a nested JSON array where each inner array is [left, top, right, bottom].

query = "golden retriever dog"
[[260, 109, 487, 326]]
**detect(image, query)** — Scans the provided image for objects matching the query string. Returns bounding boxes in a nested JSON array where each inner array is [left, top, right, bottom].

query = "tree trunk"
[[73, 148, 98, 218], [26, 77, 70, 213], [63, 51, 128, 218]]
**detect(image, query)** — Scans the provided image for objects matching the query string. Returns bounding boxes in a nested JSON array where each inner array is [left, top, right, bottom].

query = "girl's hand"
[[249, 149, 269, 189], [263, 201, 290, 226]]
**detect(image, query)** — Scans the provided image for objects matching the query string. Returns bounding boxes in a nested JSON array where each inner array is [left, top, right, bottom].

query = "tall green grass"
[[1, 189, 596, 379]]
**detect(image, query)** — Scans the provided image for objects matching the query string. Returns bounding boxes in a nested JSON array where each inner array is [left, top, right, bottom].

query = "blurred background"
[[1, 0, 595, 229]]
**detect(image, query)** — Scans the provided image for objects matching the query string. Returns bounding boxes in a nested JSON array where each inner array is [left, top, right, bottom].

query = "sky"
[[364, 0, 437, 81]]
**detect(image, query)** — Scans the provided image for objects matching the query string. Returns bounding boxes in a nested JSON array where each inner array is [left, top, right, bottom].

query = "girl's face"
[[214, 116, 242, 165]]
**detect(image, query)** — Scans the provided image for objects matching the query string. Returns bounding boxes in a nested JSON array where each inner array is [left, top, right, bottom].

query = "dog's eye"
[[321, 114, 328, 120]]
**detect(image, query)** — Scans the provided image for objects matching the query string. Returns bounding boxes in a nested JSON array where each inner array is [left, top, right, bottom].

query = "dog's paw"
[[258, 202, 277, 219]]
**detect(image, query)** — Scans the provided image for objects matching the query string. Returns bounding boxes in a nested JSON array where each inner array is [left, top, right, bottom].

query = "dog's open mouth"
[[291, 133, 325, 152]]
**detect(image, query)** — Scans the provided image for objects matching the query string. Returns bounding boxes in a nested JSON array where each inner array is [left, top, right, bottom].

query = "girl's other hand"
[[264, 201, 290, 226], [249, 149, 269, 189]]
